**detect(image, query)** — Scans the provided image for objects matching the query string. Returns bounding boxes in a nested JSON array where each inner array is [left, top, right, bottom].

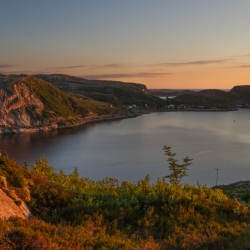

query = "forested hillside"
[[36, 74, 165, 107], [168, 86, 250, 109]]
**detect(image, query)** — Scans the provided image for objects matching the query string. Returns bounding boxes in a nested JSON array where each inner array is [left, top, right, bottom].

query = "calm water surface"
[[1, 109, 250, 186]]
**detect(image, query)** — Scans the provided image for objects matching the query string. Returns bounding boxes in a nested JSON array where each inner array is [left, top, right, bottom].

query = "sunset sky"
[[1, 1, 250, 89]]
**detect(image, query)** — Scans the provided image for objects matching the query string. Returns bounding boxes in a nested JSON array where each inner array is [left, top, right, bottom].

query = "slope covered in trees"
[[169, 86, 250, 109], [36, 74, 165, 107], [0, 151, 250, 249]]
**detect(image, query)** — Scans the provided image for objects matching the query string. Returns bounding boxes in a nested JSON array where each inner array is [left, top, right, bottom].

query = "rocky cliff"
[[0, 175, 31, 220], [0, 79, 44, 127], [0, 74, 113, 132], [0, 189, 30, 220]]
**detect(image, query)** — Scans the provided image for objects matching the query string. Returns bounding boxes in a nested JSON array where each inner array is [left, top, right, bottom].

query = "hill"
[[148, 89, 195, 97], [0, 74, 113, 130], [168, 86, 250, 109], [0, 74, 166, 132], [36, 74, 165, 107], [230, 85, 250, 104]]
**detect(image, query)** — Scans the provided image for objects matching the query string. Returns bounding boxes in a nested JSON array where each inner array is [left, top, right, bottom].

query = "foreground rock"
[[0, 189, 30, 220], [0, 175, 31, 220]]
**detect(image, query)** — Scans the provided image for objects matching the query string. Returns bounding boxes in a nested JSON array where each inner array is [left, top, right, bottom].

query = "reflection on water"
[[1, 109, 250, 186]]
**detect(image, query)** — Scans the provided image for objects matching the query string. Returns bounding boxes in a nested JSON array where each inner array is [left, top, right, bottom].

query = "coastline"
[[0, 113, 140, 135], [0, 108, 239, 135]]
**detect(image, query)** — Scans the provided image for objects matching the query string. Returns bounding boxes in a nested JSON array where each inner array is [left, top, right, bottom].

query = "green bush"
[[0, 152, 250, 249]]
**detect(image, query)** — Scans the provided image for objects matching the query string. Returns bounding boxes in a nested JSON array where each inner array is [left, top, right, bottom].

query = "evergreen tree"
[[163, 146, 192, 185]]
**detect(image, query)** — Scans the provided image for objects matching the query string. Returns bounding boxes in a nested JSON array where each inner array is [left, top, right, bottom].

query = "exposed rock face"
[[0, 75, 115, 133], [0, 189, 31, 220], [0, 82, 44, 127], [0, 165, 31, 220]]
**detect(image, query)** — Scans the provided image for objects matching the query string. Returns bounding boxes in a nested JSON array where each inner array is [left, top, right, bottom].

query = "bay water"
[[1, 109, 250, 186]]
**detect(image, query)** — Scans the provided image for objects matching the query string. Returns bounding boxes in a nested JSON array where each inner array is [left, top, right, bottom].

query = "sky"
[[1, 1, 250, 89]]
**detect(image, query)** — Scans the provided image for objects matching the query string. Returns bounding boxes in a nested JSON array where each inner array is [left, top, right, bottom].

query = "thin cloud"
[[0, 64, 17, 69], [49, 65, 86, 70], [49, 64, 133, 70], [230, 54, 250, 58], [229, 65, 250, 68], [1, 70, 52, 75], [102, 64, 126, 68], [88, 63, 134, 69], [154, 59, 233, 67], [82, 72, 173, 80]]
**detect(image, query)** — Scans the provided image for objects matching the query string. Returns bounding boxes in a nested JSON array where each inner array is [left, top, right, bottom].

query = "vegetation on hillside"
[[230, 85, 250, 102], [0, 74, 167, 129], [36, 74, 166, 108], [171, 90, 236, 109], [217, 181, 250, 207], [167, 86, 250, 109], [0, 75, 113, 123], [22, 76, 113, 118], [0, 149, 250, 249]]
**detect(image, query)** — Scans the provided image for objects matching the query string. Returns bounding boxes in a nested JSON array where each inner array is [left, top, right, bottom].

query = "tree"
[[163, 146, 192, 185], [32, 156, 53, 177]]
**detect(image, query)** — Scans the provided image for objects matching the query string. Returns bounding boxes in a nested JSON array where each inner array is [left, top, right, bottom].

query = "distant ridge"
[[36, 74, 165, 107], [0, 74, 165, 132], [167, 85, 250, 108]]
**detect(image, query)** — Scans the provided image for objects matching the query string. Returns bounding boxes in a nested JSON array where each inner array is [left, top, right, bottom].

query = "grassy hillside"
[[1, 75, 113, 119], [0, 152, 250, 249], [24, 76, 113, 117], [36, 74, 166, 108]]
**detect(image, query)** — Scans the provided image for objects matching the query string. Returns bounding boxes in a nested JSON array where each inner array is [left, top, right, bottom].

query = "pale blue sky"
[[1, 1, 250, 88]]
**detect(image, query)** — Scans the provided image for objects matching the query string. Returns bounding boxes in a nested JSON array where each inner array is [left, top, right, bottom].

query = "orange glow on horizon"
[[95, 67, 250, 90]]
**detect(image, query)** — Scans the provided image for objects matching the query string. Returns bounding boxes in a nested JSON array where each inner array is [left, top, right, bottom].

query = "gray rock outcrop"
[[0, 82, 44, 127]]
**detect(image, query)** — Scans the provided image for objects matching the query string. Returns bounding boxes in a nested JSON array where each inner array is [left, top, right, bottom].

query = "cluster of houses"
[[167, 104, 205, 109], [124, 103, 206, 111]]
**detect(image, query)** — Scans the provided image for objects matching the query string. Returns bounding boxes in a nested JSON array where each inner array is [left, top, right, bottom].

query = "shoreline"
[[0, 113, 140, 135], [0, 108, 239, 135]]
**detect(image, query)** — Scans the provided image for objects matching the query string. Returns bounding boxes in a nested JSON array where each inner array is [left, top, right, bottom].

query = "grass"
[[14, 75, 113, 118]]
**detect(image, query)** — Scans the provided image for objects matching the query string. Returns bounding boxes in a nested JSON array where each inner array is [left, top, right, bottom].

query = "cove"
[[1, 109, 250, 186]]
